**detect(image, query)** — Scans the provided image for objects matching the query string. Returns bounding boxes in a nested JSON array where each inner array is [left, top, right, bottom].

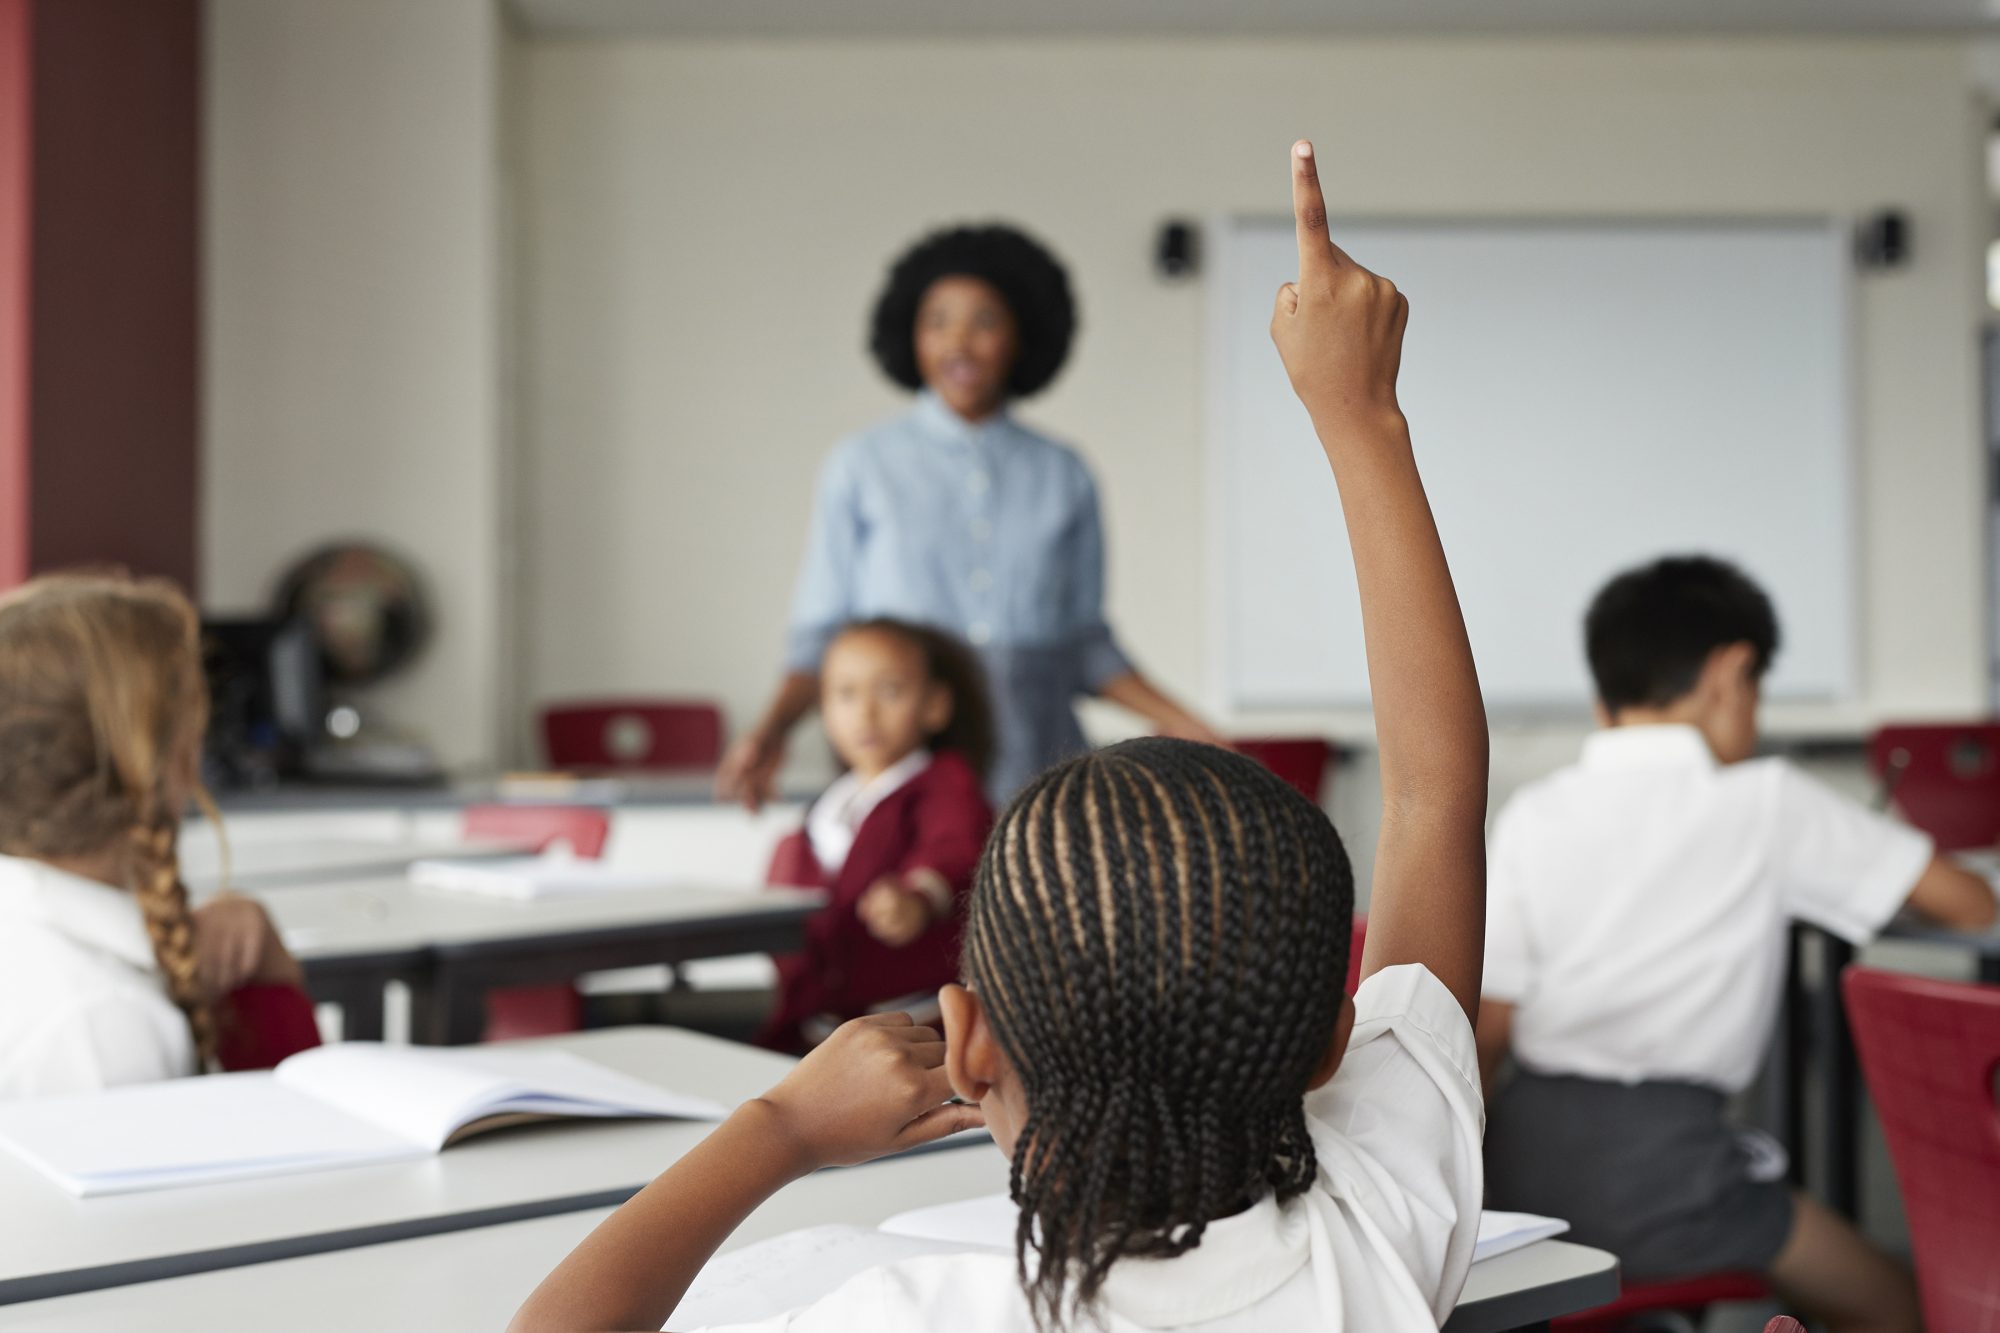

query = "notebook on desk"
[[0, 1044, 726, 1196]]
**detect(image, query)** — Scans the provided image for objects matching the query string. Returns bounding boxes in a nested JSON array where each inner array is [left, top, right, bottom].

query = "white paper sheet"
[[668, 1225, 999, 1329], [408, 855, 672, 900]]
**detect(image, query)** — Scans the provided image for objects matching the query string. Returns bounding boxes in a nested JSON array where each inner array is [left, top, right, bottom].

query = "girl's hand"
[[858, 880, 932, 947], [752, 1013, 984, 1170], [1269, 140, 1409, 440], [191, 894, 302, 997]]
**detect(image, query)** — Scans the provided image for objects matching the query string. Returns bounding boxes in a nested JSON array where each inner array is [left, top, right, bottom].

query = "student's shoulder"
[[918, 750, 987, 799], [692, 1252, 1023, 1333]]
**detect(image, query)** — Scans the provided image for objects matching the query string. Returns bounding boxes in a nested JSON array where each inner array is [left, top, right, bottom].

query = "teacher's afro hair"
[[868, 224, 1077, 399]]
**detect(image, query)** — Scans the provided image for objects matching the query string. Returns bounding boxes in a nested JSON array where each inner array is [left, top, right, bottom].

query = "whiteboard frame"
[[1203, 212, 1862, 718]]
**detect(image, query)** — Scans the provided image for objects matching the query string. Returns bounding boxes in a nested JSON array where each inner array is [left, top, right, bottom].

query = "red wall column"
[[0, 0, 198, 594]]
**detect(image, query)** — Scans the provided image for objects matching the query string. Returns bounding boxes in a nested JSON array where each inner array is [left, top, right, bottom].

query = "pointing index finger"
[[1290, 140, 1346, 285]]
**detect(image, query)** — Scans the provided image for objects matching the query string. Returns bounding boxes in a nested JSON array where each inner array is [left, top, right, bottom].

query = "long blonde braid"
[[0, 571, 219, 1070]]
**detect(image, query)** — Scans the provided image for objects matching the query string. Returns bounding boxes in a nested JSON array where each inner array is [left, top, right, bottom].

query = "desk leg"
[[1981, 954, 2000, 986], [1815, 930, 1860, 1218], [412, 968, 487, 1046], [1777, 925, 1807, 1187], [337, 983, 386, 1043]]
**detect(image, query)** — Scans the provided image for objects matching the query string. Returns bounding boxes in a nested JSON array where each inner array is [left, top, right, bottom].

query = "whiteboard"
[[1208, 217, 1854, 710]]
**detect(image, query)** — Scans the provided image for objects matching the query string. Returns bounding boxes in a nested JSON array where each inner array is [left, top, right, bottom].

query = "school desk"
[[1, 1191, 1619, 1333], [0, 1027, 899, 1306], [265, 877, 824, 1043], [1782, 902, 2000, 1220]]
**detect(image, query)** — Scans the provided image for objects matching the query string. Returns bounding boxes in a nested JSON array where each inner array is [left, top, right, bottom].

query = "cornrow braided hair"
[[0, 571, 218, 1069], [962, 737, 1354, 1331]]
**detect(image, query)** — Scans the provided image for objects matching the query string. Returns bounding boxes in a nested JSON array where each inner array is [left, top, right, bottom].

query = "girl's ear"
[[940, 982, 996, 1102], [920, 679, 954, 739]]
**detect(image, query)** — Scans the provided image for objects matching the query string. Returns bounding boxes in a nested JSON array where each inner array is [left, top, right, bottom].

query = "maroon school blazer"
[[758, 750, 993, 1050]]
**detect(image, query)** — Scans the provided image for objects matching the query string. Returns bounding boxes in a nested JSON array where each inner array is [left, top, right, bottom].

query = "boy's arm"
[[1905, 857, 1999, 931], [1271, 141, 1489, 1023]]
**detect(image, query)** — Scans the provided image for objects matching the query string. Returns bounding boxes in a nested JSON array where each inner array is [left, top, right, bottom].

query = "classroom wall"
[[515, 37, 1990, 775], [202, 0, 507, 770]]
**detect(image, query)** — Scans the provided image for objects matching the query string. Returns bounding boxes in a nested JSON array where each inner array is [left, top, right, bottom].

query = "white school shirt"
[[689, 964, 1485, 1333], [1484, 724, 1933, 1093], [804, 749, 932, 874], [0, 854, 197, 1100]]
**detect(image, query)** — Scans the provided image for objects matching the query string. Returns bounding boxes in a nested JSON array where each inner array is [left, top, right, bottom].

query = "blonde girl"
[[0, 571, 302, 1099]]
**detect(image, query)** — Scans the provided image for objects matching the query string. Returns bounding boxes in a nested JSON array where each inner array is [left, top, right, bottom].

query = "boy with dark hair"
[[1478, 554, 1995, 1333]]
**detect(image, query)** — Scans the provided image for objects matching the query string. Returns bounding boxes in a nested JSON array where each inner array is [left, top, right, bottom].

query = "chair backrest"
[[462, 804, 612, 859], [540, 699, 725, 772], [1867, 723, 2000, 851], [1233, 736, 1336, 805], [1843, 965, 2000, 1333], [216, 983, 323, 1071]]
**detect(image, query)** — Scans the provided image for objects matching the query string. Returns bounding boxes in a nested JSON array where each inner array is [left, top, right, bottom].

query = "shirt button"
[[969, 568, 993, 591], [968, 622, 993, 646], [969, 518, 992, 542], [968, 471, 990, 496]]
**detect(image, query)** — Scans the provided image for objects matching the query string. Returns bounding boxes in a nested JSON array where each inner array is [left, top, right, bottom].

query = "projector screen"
[[1208, 216, 1854, 711]]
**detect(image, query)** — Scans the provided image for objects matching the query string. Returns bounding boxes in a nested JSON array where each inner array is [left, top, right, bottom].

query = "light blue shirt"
[[786, 392, 1132, 798]]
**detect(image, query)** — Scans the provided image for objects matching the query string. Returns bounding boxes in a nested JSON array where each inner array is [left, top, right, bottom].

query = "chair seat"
[[1554, 1272, 1769, 1332]]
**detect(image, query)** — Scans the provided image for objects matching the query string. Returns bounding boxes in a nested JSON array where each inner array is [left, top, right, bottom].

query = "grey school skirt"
[[1485, 1070, 1795, 1281]]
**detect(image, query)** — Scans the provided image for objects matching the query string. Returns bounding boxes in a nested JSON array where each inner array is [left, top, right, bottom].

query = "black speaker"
[[1156, 219, 1199, 279], [1855, 211, 1909, 270]]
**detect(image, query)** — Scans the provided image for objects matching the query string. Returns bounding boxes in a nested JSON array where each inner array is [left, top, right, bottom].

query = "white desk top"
[[0, 1029, 818, 1304], [264, 877, 824, 964], [181, 837, 530, 893], [3, 1194, 1616, 1333]]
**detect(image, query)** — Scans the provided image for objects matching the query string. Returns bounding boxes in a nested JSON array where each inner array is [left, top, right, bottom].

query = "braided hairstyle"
[[0, 572, 218, 1068], [962, 737, 1353, 1330]]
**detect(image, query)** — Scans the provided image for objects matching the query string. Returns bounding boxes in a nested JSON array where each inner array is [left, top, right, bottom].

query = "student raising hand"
[[1271, 139, 1487, 1025], [1270, 140, 1409, 439]]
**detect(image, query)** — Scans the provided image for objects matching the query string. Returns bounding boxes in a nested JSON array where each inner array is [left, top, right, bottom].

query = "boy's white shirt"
[[804, 749, 933, 874], [0, 853, 198, 1101], [688, 963, 1486, 1333], [1485, 723, 1934, 1093]]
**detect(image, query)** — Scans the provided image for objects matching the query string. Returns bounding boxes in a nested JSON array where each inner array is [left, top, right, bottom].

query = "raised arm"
[[1269, 141, 1488, 1022]]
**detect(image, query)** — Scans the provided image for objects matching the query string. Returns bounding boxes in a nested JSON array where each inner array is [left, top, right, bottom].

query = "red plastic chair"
[[216, 983, 324, 1070], [1843, 965, 2000, 1333], [1867, 723, 2000, 851], [461, 805, 613, 1042], [462, 804, 611, 859], [1553, 1273, 1769, 1332], [1234, 737, 1336, 805], [540, 700, 724, 772]]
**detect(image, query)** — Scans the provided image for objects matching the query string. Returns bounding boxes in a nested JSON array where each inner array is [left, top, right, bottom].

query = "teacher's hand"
[[715, 729, 786, 812]]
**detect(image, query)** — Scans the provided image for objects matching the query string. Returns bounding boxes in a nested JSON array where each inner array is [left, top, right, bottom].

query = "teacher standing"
[[718, 223, 1219, 807]]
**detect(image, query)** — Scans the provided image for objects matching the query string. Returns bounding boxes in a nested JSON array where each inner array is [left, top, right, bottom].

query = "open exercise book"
[[0, 1044, 726, 1197], [670, 1195, 1568, 1327]]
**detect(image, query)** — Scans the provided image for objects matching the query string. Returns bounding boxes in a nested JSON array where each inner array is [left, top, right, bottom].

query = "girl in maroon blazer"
[[757, 619, 996, 1051]]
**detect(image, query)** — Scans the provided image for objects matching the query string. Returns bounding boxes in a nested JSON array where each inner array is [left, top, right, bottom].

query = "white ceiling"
[[508, 0, 2000, 39]]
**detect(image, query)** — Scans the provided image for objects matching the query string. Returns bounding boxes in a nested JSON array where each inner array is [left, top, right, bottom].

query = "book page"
[[0, 1074, 422, 1196], [667, 1226, 999, 1330], [276, 1044, 728, 1150]]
